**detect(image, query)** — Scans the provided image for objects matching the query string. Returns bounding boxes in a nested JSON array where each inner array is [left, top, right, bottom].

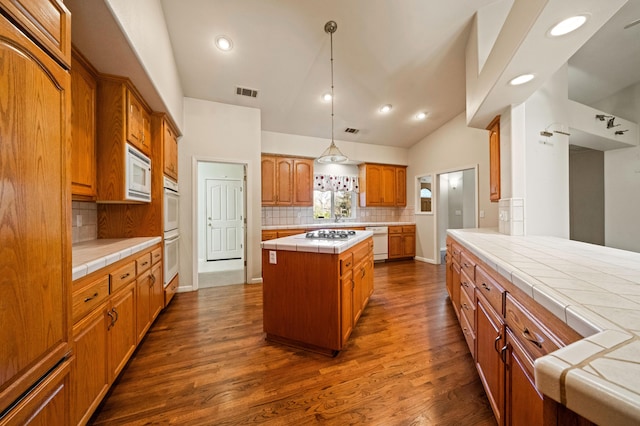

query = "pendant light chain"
[[330, 28, 334, 144]]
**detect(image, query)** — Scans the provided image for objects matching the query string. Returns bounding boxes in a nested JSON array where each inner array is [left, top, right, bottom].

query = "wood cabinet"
[[446, 236, 589, 426], [261, 155, 313, 206], [358, 163, 407, 207], [262, 237, 374, 354], [487, 115, 501, 203], [96, 75, 152, 202], [388, 225, 416, 259], [0, 0, 71, 68], [156, 114, 179, 181], [70, 244, 163, 424], [0, 11, 71, 421], [71, 48, 98, 200]]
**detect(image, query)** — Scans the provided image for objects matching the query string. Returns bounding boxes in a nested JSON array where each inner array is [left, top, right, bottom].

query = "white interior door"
[[206, 179, 244, 261]]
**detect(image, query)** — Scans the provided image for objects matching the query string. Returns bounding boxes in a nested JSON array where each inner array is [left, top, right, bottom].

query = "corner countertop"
[[72, 237, 162, 281], [261, 230, 373, 254], [448, 228, 640, 426], [262, 222, 415, 230]]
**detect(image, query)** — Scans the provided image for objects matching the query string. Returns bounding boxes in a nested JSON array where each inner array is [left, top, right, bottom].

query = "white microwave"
[[125, 144, 152, 202]]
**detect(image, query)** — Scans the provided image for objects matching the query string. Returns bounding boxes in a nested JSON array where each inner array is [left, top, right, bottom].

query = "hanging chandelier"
[[317, 20, 348, 164]]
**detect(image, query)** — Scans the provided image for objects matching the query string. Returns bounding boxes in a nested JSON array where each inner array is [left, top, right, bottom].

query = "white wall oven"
[[164, 177, 180, 286], [125, 143, 152, 202]]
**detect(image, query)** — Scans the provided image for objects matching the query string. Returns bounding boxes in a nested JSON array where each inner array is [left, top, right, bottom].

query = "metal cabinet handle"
[[522, 327, 543, 348], [462, 281, 469, 288], [84, 292, 99, 303], [120, 272, 130, 280], [500, 345, 508, 364], [107, 310, 115, 330], [481, 282, 491, 292], [494, 335, 502, 353], [150, 274, 156, 286], [111, 308, 119, 324]]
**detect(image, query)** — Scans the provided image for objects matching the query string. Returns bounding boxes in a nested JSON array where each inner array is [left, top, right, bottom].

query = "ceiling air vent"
[[344, 128, 359, 134], [236, 86, 258, 98]]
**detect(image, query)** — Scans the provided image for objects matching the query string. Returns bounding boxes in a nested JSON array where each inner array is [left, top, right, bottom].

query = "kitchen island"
[[261, 230, 374, 355], [447, 228, 640, 426]]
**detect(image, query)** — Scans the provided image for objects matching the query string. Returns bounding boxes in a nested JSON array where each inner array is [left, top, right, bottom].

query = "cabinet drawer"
[[388, 226, 402, 234], [353, 241, 371, 264], [505, 294, 560, 360], [72, 275, 109, 323], [110, 261, 136, 293], [165, 274, 179, 307], [451, 243, 462, 264], [460, 310, 475, 359], [460, 269, 475, 302], [460, 283, 475, 332], [136, 252, 152, 273], [401, 225, 415, 233], [476, 265, 505, 316], [460, 251, 476, 282], [151, 247, 162, 265], [340, 253, 353, 275]]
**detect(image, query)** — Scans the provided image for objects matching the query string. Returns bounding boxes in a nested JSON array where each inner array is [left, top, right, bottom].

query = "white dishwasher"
[[366, 226, 389, 261]]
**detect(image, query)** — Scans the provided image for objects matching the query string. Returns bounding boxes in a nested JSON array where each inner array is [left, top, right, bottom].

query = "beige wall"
[[408, 112, 499, 262], [178, 98, 262, 290]]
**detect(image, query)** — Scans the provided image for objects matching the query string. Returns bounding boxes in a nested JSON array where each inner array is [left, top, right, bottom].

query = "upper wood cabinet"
[[96, 75, 152, 202], [358, 163, 407, 207], [71, 48, 98, 200], [487, 115, 500, 203], [126, 88, 151, 156], [0, 12, 71, 418], [152, 112, 179, 182], [261, 155, 313, 206], [0, 0, 71, 68]]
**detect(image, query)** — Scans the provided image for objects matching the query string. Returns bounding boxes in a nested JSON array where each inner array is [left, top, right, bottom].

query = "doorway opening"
[[436, 167, 478, 263], [196, 161, 247, 288]]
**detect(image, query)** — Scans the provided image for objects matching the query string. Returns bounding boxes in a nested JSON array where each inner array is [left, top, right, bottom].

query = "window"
[[313, 191, 356, 220]]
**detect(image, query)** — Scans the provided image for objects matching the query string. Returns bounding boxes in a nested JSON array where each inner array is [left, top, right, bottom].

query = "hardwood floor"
[[90, 260, 496, 425]]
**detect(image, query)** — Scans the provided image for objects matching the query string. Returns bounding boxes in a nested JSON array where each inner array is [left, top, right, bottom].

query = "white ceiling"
[[67, 0, 640, 150], [159, 0, 498, 148]]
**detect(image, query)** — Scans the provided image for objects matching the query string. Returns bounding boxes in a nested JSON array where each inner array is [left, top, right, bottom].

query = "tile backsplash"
[[72, 201, 98, 243], [262, 206, 415, 226]]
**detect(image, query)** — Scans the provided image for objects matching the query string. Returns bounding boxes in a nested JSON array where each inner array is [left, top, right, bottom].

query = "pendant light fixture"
[[317, 20, 348, 164]]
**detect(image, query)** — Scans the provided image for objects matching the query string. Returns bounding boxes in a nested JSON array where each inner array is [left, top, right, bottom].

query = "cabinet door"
[[71, 50, 97, 199], [0, 16, 71, 413], [451, 261, 461, 320], [487, 115, 500, 203], [381, 166, 396, 205], [108, 283, 137, 382], [476, 294, 505, 425], [388, 233, 403, 258], [352, 261, 364, 324], [505, 328, 543, 426], [261, 156, 277, 205], [276, 158, 293, 205], [71, 303, 110, 425], [445, 252, 453, 299], [402, 231, 416, 257], [126, 90, 150, 155], [341, 270, 354, 345], [292, 159, 313, 206], [361, 164, 382, 206], [136, 269, 152, 344], [150, 261, 164, 322], [163, 120, 178, 181], [395, 166, 406, 206]]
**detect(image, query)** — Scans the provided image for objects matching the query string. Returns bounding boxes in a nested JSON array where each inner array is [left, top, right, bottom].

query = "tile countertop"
[[72, 237, 162, 281], [262, 222, 415, 230], [261, 230, 373, 254], [448, 228, 640, 426]]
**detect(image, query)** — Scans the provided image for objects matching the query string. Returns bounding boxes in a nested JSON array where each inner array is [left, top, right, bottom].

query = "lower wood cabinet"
[[388, 225, 416, 259], [446, 236, 590, 426], [71, 243, 163, 425]]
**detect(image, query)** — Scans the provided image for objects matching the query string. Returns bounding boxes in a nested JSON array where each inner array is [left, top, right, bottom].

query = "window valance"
[[314, 174, 360, 192]]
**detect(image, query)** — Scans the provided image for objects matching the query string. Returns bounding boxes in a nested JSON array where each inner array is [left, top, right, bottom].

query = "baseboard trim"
[[414, 256, 438, 265]]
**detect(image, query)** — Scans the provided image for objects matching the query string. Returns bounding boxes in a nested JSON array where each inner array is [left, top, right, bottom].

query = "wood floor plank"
[[89, 260, 496, 425]]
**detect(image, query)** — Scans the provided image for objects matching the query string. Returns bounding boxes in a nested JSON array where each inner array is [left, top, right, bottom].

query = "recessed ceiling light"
[[509, 74, 535, 86], [322, 93, 332, 102], [415, 112, 428, 120], [215, 36, 233, 51], [549, 15, 588, 37], [379, 104, 392, 114]]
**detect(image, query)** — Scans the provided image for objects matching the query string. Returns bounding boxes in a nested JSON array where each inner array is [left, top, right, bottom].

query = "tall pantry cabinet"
[[0, 1, 72, 424]]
